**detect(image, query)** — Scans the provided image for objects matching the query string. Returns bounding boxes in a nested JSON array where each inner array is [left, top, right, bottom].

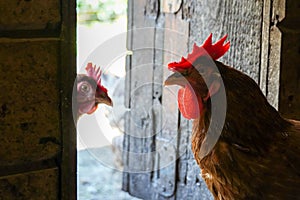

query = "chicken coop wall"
[[0, 1, 76, 199], [279, 0, 300, 120], [122, 0, 299, 199]]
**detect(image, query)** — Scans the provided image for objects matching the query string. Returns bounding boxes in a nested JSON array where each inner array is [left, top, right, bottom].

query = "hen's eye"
[[80, 83, 90, 93]]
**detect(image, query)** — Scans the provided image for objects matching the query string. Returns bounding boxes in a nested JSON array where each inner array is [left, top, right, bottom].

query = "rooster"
[[164, 34, 300, 200], [76, 62, 113, 121]]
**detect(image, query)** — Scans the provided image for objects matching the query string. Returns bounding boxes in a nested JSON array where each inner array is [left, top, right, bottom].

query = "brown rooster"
[[76, 62, 113, 121], [164, 34, 300, 199]]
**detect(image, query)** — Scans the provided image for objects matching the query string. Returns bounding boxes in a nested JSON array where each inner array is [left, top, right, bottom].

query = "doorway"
[[76, 0, 136, 199]]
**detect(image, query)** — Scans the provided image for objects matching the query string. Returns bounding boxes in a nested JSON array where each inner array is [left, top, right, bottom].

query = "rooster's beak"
[[164, 72, 188, 86]]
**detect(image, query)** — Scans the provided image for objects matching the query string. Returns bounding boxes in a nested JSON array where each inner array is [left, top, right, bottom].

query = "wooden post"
[[278, 0, 300, 120]]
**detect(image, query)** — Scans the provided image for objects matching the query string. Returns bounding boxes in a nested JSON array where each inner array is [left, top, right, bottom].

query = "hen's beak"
[[95, 93, 113, 107], [164, 72, 187, 87]]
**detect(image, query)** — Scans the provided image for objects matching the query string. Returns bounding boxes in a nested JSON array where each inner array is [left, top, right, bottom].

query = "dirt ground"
[[78, 147, 141, 200]]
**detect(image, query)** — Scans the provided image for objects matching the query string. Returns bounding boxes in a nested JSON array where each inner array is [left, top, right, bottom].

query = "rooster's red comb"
[[85, 62, 107, 92], [168, 33, 230, 71]]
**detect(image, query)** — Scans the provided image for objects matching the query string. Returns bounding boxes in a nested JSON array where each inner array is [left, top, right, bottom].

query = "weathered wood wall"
[[279, 0, 300, 120], [0, 1, 76, 199], [123, 0, 298, 199]]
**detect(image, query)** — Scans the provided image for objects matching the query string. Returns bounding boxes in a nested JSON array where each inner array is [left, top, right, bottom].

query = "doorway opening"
[[76, 0, 135, 199]]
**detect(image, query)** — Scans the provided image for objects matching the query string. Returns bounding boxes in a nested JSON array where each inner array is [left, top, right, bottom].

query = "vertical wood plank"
[[279, 0, 300, 119], [155, 13, 189, 199], [260, 0, 287, 109], [151, 16, 165, 199], [260, 0, 271, 96], [265, 0, 286, 109], [60, 0, 77, 199], [122, 0, 134, 192], [267, 26, 282, 109], [123, 0, 157, 198]]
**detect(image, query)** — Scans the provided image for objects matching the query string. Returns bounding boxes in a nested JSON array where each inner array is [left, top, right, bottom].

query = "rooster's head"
[[164, 34, 230, 119]]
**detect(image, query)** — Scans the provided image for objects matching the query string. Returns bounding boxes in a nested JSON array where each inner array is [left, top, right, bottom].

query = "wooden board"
[[123, 0, 156, 198], [278, 0, 300, 120]]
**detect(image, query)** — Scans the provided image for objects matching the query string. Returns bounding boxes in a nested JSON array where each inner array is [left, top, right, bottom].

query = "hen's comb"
[[85, 62, 107, 92], [168, 33, 230, 71]]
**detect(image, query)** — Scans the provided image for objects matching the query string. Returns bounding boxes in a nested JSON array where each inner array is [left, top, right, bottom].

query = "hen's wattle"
[[76, 63, 112, 121], [178, 86, 202, 119]]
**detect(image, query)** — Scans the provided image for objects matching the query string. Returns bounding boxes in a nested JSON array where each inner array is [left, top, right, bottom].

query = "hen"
[[76, 62, 113, 121], [164, 34, 300, 200]]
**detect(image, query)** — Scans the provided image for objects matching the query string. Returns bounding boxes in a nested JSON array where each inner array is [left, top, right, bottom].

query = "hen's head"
[[164, 34, 230, 119], [77, 63, 113, 119]]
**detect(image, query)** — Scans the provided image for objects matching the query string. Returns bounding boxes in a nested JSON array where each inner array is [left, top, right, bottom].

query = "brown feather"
[[189, 61, 300, 200]]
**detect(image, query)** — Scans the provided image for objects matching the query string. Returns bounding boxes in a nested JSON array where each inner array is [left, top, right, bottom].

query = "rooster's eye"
[[80, 83, 90, 93]]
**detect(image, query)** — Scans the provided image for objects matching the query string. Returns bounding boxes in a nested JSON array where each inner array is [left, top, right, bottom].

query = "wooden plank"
[[59, 0, 77, 199], [157, 13, 189, 198], [279, 31, 300, 120], [123, 0, 157, 198], [278, 0, 300, 120], [155, 139, 177, 197], [151, 15, 165, 200], [162, 13, 189, 141], [260, 0, 271, 96], [189, 0, 263, 81], [161, 0, 182, 13], [267, 26, 281, 109], [265, 0, 286, 109], [122, 0, 134, 192]]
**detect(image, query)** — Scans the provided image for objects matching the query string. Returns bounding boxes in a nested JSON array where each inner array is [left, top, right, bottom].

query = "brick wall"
[[0, 1, 76, 199]]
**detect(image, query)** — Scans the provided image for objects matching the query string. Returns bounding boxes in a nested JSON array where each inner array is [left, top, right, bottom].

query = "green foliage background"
[[77, 0, 127, 25]]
